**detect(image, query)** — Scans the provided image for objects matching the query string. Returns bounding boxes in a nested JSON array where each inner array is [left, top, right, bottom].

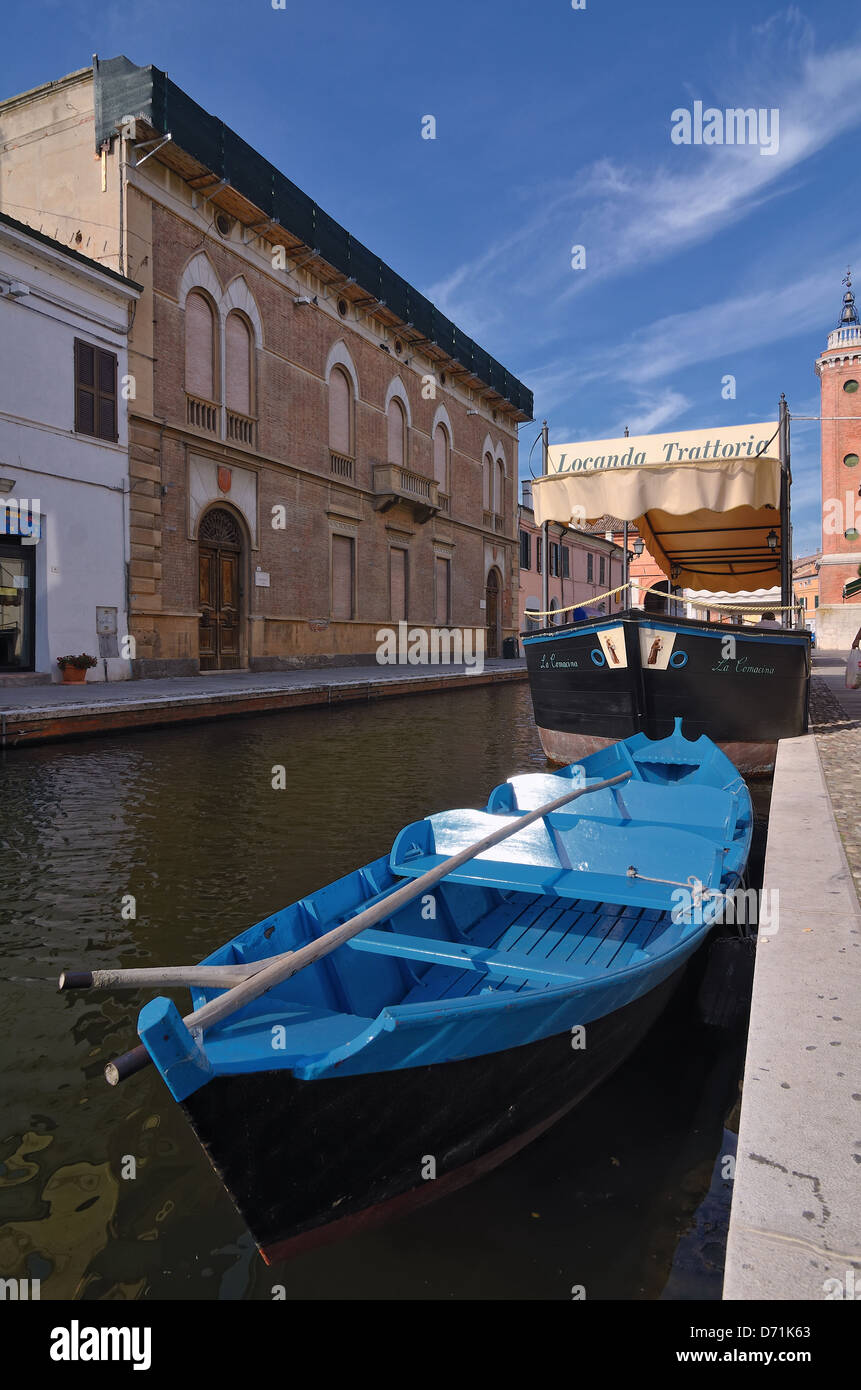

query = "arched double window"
[[181, 260, 261, 444]]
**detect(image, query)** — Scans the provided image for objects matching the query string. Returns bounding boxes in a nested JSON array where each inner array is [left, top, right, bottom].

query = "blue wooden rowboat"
[[98, 720, 752, 1261]]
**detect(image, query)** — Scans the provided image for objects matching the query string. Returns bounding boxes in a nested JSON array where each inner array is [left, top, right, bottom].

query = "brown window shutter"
[[97, 348, 117, 440], [390, 547, 407, 621], [75, 339, 117, 439], [329, 368, 351, 456], [75, 339, 96, 434], [225, 312, 252, 415], [483, 453, 492, 509], [332, 534, 354, 620]]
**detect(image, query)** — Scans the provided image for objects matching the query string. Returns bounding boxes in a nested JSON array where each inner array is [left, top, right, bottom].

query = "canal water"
[[0, 684, 763, 1300]]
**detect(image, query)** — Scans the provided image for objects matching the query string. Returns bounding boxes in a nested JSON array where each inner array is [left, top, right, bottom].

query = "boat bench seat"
[[347, 928, 595, 984], [491, 774, 737, 840]]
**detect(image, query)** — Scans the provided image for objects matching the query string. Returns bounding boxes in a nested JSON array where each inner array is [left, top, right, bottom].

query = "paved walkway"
[[724, 730, 861, 1301], [725, 650, 861, 1301], [0, 659, 528, 748], [810, 651, 861, 906]]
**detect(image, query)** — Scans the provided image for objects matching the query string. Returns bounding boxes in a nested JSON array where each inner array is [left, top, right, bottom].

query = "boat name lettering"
[[712, 657, 776, 675], [539, 652, 580, 669]]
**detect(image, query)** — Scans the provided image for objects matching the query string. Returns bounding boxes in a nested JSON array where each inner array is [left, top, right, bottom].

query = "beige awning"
[[532, 422, 782, 594]]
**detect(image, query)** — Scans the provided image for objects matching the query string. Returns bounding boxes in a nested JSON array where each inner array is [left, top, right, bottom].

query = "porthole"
[[844, 453, 859, 468], [845, 528, 860, 541], [337, 298, 348, 317], [843, 379, 859, 393], [394, 339, 403, 355], [215, 211, 234, 238], [440, 371, 447, 386]]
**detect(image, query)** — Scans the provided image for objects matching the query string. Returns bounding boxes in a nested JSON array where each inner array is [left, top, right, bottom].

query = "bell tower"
[[815, 270, 861, 647]]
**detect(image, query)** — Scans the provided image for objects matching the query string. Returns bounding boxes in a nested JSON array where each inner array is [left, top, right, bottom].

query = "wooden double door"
[[199, 508, 242, 671], [485, 568, 501, 659]]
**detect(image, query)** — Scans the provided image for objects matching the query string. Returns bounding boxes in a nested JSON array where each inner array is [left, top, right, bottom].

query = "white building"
[[0, 213, 141, 682]]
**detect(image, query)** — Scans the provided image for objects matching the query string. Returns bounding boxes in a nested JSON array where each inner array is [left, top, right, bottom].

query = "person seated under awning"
[[757, 611, 781, 628]]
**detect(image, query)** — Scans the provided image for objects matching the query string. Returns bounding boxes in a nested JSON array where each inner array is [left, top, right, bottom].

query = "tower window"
[[845, 528, 860, 541], [844, 454, 859, 468], [843, 379, 859, 393]]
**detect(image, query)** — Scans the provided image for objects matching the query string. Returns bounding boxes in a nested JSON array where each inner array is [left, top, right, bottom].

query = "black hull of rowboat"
[[181, 965, 684, 1262], [523, 610, 810, 775]]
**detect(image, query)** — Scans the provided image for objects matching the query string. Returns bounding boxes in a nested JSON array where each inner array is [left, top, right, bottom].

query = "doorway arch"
[[643, 579, 670, 614], [485, 566, 502, 658], [198, 505, 244, 670]]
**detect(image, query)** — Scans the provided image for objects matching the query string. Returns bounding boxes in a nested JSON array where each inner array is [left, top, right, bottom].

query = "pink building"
[[517, 484, 626, 633]]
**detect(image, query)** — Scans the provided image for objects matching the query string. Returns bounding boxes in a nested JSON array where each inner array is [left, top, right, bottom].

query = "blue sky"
[[4, 0, 860, 555]]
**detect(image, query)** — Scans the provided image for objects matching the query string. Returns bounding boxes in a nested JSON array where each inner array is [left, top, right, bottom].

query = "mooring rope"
[[524, 580, 632, 619], [626, 868, 722, 906], [686, 600, 797, 614]]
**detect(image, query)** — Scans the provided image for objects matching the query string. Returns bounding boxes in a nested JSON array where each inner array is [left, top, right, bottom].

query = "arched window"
[[482, 453, 492, 510], [387, 397, 407, 468], [225, 311, 252, 417], [185, 291, 217, 402], [433, 424, 449, 492], [329, 366, 353, 457]]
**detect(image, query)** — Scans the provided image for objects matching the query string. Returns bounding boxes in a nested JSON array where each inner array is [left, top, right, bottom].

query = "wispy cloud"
[[428, 20, 861, 339], [583, 267, 837, 387], [608, 389, 692, 436]]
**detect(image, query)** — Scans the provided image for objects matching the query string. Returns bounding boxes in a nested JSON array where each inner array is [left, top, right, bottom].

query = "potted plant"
[[57, 653, 97, 685]]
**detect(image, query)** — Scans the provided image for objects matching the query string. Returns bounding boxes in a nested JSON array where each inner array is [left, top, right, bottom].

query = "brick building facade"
[[0, 57, 531, 674]]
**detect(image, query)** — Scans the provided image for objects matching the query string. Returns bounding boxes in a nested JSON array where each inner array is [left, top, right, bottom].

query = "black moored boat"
[[523, 607, 810, 776]]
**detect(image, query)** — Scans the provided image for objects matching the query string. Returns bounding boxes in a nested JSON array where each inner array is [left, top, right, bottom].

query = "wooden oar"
[[104, 769, 632, 1086], [59, 956, 292, 993]]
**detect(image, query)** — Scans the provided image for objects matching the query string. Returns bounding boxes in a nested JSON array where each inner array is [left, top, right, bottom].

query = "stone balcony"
[[372, 463, 439, 521], [825, 325, 861, 351]]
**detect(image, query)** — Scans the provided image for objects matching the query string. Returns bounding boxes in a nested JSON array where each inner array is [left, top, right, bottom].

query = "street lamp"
[[767, 528, 778, 552], [633, 537, 644, 557]]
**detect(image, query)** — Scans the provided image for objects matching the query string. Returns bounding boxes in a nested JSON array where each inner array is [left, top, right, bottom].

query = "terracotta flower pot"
[[61, 665, 88, 684]]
